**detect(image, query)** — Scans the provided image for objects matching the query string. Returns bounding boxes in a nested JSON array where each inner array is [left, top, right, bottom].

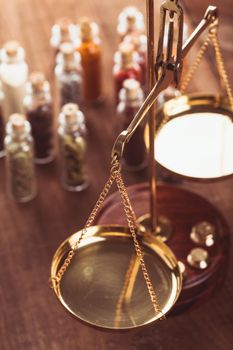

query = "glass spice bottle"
[[24, 72, 54, 164], [0, 41, 28, 120], [117, 78, 147, 170], [113, 42, 142, 104], [117, 6, 145, 41], [123, 34, 147, 90], [58, 103, 88, 191], [4, 114, 37, 202], [0, 86, 6, 158], [76, 17, 102, 104], [55, 42, 83, 108], [50, 17, 77, 55]]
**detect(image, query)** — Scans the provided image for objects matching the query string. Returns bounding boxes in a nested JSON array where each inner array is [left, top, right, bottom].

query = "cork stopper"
[[9, 114, 26, 132], [123, 33, 147, 53], [118, 6, 144, 36], [60, 42, 74, 61], [125, 10, 137, 28], [56, 17, 72, 35], [62, 103, 79, 124], [123, 34, 140, 49], [29, 72, 46, 93], [4, 40, 20, 57], [118, 43, 134, 65], [123, 78, 140, 97], [79, 17, 93, 41]]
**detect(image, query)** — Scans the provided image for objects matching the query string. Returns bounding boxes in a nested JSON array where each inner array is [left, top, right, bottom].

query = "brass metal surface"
[[51, 225, 182, 330], [146, 0, 157, 234], [137, 213, 173, 242], [187, 247, 209, 270], [145, 94, 233, 180], [178, 261, 186, 276], [190, 221, 216, 247]]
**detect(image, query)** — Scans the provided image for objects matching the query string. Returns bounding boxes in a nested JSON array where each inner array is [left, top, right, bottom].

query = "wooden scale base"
[[94, 183, 230, 314]]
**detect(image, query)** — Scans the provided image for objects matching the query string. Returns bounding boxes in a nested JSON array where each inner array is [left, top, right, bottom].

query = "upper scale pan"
[[145, 94, 233, 181]]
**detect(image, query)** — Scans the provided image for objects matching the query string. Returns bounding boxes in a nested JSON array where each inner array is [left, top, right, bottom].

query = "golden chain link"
[[51, 158, 162, 319], [180, 32, 212, 94], [51, 160, 120, 287], [180, 26, 233, 110], [157, 27, 233, 135], [211, 31, 233, 110], [115, 170, 163, 318], [114, 253, 139, 327], [157, 32, 214, 135]]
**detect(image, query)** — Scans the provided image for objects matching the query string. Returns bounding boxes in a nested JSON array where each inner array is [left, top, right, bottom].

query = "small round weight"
[[187, 248, 209, 270]]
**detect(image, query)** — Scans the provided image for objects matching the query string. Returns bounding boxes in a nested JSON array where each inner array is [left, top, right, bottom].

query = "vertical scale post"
[[146, 0, 157, 234]]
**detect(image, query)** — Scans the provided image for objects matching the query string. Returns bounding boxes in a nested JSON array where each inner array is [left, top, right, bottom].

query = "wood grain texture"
[[0, 0, 232, 349]]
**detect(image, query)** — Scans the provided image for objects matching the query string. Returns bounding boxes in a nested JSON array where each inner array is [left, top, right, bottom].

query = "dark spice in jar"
[[60, 80, 82, 107], [27, 103, 53, 159], [122, 105, 146, 169]]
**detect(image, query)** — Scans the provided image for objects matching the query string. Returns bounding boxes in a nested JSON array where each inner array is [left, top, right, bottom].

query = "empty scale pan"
[[51, 225, 182, 330], [145, 94, 233, 180]]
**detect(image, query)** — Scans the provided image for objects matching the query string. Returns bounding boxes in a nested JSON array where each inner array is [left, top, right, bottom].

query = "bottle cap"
[[56, 17, 72, 34], [3, 40, 20, 57], [61, 103, 85, 128], [117, 6, 145, 37], [60, 42, 74, 59], [51, 17, 77, 48], [9, 114, 26, 132], [118, 78, 143, 106], [125, 10, 137, 30], [62, 103, 79, 124], [123, 78, 141, 99], [59, 42, 81, 69], [79, 17, 99, 41], [29, 72, 48, 93], [123, 33, 147, 53], [118, 42, 134, 64], [54, 17, 75, 42], [1, 41, 25, 63]]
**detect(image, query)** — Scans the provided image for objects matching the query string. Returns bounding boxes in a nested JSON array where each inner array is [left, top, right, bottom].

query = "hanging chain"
[[114, 254, 139, 327], [180, 31, 212, 94], [211, 31, 233, 110], [180, 23, 233, 109], [157, 30, 214, 134], [115, 170, 164, 318], [51, 157, 163, 318], [156, 24, 233, 134], [51, 159, 120, 288]]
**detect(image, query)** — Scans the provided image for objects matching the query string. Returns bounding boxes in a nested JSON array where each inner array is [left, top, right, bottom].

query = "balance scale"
[[51, 0, 231, 330]]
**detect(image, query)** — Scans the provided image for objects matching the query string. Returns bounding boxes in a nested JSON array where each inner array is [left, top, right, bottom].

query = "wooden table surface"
[[0, 1, 233, 349]]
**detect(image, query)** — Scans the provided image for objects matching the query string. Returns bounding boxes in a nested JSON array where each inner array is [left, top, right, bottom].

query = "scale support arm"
[[111, 4, 218, 161]]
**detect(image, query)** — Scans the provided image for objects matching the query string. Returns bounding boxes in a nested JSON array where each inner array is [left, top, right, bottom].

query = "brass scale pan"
[[51, 225, 182, 330], [149, 94, 233, 180]]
